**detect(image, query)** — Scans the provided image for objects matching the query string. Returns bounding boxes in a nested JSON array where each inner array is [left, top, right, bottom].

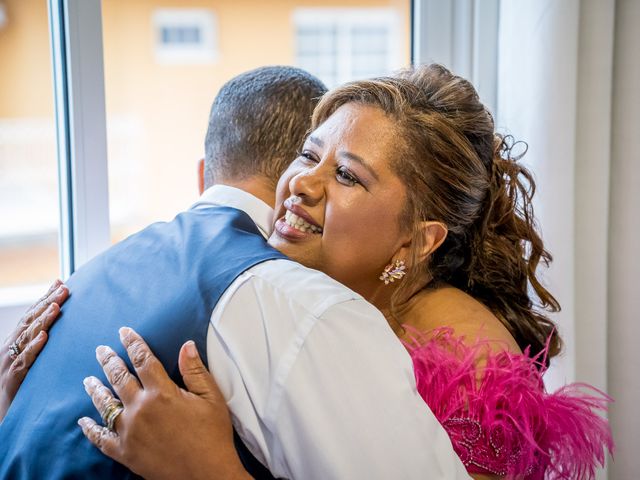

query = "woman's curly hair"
[[312, 64, 562, 360]]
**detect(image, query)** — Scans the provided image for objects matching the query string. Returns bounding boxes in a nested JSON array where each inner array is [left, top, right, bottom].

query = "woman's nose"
[[289, 166, 325, 206]]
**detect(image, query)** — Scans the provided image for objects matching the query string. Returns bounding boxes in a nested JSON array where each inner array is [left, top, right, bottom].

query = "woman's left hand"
[[0, 280, 69, 421], [78, 327, 250, 480]]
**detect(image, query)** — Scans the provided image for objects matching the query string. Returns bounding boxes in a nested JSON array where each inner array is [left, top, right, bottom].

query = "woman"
[[271, 65, 612, 478], [267, 64, 612, 478], [4, 65, 613, 479]]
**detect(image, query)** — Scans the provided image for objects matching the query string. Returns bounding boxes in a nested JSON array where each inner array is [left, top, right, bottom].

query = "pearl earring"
[[379, 259, 406, 285]]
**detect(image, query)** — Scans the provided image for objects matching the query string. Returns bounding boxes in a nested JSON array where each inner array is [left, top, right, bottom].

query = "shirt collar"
[[191, 184, 274, 239]]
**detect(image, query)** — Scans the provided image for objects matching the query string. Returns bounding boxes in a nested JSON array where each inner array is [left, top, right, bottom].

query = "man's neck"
[[208, 176, 276, 209]]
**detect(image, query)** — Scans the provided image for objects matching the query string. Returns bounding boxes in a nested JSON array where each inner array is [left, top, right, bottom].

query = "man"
[[0, 66, 468, 479]]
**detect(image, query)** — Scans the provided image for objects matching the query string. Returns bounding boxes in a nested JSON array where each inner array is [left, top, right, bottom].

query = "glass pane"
[[101, 0, 410, 241], [0, 0, 60, 305]]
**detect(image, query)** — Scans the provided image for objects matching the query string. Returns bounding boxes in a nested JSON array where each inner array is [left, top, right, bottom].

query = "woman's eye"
[[336, 166, 359, 186], [297, 150, 319, 164]]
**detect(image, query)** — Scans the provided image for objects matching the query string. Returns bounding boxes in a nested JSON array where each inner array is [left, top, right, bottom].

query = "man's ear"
[[197, 158, 205, 195], [394, 221, 448, 265]]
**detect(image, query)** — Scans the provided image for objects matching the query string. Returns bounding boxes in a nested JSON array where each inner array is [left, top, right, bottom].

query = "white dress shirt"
[[193, 185, 469, 480]]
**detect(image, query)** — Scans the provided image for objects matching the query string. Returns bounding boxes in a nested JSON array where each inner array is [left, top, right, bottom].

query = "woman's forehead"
[[310, 103, 397, 150]]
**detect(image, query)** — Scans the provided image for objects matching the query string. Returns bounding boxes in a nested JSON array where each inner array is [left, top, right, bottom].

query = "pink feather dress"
[[405, 328, 614, 479]]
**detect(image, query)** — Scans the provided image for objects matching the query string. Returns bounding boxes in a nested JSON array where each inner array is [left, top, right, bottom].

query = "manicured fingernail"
[[185, 341, 197, 358], [96, 345, 108, 360], [37, 331, 46, 340], [55, 286, 65, 297], [82, 377, 92, 390], [78, 417, 89, 429], [119, 327, 131, 341]]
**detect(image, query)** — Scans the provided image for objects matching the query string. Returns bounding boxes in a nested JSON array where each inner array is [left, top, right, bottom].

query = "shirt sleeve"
[[207, 267, 470, 480]]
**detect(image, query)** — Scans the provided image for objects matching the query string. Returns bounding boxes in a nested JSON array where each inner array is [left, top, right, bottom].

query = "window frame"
[[412, 0, 499, 114], [49, 0, 111, 280]]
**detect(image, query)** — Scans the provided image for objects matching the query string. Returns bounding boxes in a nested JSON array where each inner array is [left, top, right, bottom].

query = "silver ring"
[[8, 342, 21, 360], [101, 399, 124, 431]]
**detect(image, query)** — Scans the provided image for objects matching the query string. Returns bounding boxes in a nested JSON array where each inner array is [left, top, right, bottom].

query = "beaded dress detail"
[[405, 328, 614, 479]]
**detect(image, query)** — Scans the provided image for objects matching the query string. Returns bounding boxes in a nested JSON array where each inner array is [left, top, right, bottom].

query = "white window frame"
[[412, 0, 499, 114], [49, 0, 110, 278]]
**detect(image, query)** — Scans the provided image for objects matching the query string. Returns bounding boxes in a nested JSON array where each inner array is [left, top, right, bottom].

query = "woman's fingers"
[[0, 283, 67, 422], [77, 417, 121, 461], [178, 341, 220, 403], [23, 281, 67, 329], [15, 302, 60, 352], [118, 327, 172, 391], [9, 283, 68, 348], [95, 345, 141, 405], [82, 376, 123, 433], [23, 280, 62, 323], [7, 331, 48, 386]]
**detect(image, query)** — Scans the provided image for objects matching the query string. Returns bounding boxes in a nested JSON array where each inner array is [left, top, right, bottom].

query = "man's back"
[[0, 206, 284, 479]]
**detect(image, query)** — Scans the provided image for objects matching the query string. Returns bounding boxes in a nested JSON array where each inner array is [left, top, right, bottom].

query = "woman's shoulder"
[[400, 285, 521, 354]]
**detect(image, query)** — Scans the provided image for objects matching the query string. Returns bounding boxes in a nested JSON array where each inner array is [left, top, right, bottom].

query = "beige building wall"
[[0, 1, 54, 117]]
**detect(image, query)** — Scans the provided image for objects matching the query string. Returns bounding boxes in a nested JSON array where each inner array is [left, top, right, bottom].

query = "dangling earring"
[[379, 259, 406, 285]]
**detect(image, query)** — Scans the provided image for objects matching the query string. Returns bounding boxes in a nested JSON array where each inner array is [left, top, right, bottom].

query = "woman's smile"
[[273, 197, 324, 241]]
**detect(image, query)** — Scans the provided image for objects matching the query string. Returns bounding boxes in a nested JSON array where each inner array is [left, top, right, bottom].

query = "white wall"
[[608, 0, 640, 476], [497, 0, 580, 390], [498, 0, 640, 477], [574, 0, 615, 400]]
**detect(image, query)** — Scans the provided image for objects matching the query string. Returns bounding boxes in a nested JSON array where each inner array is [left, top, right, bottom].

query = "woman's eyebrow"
[[341, 151, 380, 181], [308, 135, 323, 147], [308, 134, 379, 181]]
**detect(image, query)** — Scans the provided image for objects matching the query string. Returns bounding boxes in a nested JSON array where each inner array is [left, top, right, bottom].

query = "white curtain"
[[608, 0, 640, 476], [498, 0, 639, 478]]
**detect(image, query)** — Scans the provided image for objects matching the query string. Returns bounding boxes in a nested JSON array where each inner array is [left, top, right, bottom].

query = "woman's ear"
[[394, 221, 448, 265], [416, 220, 448, 262]]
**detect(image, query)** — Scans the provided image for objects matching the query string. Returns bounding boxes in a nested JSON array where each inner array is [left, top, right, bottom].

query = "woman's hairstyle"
[[312, 64, 561, 360]]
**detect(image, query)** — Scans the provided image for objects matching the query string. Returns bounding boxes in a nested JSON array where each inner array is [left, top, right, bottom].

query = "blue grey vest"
[[0, 206, 284, 479]]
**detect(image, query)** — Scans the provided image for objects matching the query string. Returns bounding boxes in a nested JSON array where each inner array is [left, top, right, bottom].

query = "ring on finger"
[[8, 341, 21, 360], [100, 399, 124, 431]]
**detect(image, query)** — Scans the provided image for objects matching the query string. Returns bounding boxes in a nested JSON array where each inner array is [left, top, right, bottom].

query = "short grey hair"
[[204, 66, 327, 188]]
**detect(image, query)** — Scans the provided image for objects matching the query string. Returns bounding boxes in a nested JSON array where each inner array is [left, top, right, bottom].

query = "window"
[[102, 1, 410, 244], [0, 0, 60, 310], [293, 8, 404, 88], [152, 9, 218, 64]]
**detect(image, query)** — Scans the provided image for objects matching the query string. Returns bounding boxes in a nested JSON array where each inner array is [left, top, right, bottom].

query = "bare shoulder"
[[400, 286, 522, 354]]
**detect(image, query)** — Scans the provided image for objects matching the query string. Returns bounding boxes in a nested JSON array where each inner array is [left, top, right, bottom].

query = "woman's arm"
[[79, 327, 250, 480], [0, 280, 68, 421]]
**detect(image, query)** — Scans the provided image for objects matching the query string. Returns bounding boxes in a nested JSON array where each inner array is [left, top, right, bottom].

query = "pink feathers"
[[405, 328, 614, 478]]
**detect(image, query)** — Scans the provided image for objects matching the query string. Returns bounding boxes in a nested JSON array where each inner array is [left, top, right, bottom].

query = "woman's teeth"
[[285, 210, 322, 234]]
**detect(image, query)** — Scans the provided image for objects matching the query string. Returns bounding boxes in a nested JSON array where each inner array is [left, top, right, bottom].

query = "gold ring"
[[8, 342, 21, 360], [100, 399, 124, 431]]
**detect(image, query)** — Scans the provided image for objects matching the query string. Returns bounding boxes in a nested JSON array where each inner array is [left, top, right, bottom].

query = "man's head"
[[203, 66, 327, 193]]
